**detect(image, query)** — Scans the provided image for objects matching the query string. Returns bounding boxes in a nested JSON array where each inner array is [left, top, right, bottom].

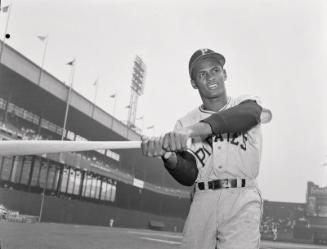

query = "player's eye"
[[213, 67, 221, 73], [198, 72, 206, 79]]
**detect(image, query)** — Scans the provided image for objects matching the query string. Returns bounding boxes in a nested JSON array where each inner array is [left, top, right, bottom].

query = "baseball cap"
[[189, 48, 225, 78]]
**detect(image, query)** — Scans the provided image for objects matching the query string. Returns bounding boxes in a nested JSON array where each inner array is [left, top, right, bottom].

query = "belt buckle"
[[221, 179, 231, 188], [198, 182, 205, 190]]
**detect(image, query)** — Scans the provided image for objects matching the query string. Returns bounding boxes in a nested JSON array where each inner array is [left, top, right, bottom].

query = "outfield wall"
[[0, 187, 186, 232]]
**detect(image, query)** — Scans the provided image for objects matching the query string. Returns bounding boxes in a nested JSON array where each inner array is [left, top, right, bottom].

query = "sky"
[[0, 0, 326, 203]]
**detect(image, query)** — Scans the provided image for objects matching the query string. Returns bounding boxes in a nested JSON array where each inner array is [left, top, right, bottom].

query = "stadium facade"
[[0, 41, 191, 232]]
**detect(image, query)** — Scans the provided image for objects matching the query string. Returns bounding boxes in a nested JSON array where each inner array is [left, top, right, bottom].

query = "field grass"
[[0, 221, 325, 249], [0, 221, 180, 249]]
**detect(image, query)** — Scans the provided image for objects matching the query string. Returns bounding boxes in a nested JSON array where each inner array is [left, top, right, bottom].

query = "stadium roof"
[[0, 40, 139, 142]]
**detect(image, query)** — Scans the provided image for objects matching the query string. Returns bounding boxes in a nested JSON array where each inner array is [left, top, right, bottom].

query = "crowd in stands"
[[0, 204, 38, 223], [260, 215, 296, 240], [260, 202, 306, 241]]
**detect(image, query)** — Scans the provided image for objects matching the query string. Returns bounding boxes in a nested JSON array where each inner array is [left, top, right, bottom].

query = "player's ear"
[[191, 79, 197, 89], [223, 69, 227, 80]]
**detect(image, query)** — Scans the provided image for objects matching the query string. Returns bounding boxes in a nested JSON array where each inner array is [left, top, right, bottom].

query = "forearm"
[[189, 100, 262, 138], [162, 151, 198, 186]]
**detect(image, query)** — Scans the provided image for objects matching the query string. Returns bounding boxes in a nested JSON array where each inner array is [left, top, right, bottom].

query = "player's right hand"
[[141, 136, 166, 157], [162, 128, 191, 152]]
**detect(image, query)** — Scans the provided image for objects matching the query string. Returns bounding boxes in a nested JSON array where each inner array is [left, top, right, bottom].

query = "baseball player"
[[141, 48, 272, 249]]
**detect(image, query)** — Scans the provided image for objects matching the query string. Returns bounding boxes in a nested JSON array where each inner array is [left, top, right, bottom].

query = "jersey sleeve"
[[236, 95, 272, 124]]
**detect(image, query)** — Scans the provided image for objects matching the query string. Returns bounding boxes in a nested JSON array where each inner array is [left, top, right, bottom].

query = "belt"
[[197, 178, 249, 190]]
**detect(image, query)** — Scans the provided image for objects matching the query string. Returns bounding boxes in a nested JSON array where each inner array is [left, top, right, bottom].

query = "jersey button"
[[218, 165, 223, 169], [218, 146, 222, 149]]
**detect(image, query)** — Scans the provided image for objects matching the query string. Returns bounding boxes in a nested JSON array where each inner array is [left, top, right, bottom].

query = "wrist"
[[185, 126, 195, 137], [161, 152, 177, 169], [162, 151, 173, 160], [191, 122, 212, 139]]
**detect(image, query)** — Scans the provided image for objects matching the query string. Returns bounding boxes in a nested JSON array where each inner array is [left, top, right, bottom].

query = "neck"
[[201, 94, 228, 112]]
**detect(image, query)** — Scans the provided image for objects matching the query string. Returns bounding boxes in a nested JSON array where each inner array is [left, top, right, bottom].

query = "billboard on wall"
[[306, 182, 327, 217]]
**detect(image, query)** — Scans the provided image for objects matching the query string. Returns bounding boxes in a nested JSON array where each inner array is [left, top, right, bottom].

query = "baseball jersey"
[[174, 95, 271, 182]]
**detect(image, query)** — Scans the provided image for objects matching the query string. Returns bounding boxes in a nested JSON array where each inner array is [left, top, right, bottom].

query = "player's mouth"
[[207, 83, 218, 90]]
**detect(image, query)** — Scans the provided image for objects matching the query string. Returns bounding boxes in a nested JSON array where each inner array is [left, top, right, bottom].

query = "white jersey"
[[174, 95, 271, 182]]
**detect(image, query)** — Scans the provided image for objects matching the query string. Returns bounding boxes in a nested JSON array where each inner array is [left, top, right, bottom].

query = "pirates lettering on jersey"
[[192, 144, 212, 167], [205, 136, 213, 148], [214, 132, 248, 151]]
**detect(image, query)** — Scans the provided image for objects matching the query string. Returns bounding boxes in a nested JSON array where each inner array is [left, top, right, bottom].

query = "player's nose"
[[207, 71, 216, 81]]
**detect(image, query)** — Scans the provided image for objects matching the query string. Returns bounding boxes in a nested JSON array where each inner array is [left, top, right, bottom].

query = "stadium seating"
[[260, 201, 306, 241]]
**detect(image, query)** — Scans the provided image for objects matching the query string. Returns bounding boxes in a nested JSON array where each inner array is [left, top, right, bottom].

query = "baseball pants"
[[181, 186, 263, 249]]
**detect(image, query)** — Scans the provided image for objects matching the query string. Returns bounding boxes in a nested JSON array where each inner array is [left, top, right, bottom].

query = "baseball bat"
[[0, 140, 142, 156], [0, 139, 192, 156]]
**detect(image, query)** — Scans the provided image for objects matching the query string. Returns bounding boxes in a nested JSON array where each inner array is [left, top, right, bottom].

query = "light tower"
[[127, 55, 146, 128]]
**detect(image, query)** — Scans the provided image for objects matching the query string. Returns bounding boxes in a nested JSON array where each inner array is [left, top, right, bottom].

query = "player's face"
[[191, 57, 227, 99]]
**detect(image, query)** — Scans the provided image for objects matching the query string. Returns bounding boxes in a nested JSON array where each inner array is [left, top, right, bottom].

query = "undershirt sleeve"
[[163, 151, 198, 186], [200, 100, 262, 134]]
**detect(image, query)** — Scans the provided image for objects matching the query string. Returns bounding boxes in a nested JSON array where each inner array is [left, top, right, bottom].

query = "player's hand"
[[162, 128, 192, 152], [141, 136, 166, 157]]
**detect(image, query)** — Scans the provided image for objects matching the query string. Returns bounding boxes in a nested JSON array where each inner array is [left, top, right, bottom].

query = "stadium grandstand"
[[0, 40, 191, 232], [261, 201, 305, 241], [0, 41, 326, 245], [260, 182, 327, 245]]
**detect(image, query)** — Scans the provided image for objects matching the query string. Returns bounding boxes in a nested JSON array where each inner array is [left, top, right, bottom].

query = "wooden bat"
[[0, 139, 192, 156], [0, 140, 142, 156]]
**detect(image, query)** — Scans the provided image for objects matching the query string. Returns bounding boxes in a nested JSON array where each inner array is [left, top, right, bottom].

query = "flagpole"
[[0, 4, 12, 63], [109, 92, 117, 128], [37, 35, 49, 86], [93, 78, 99, 105], [61, 59, 76, 140], [113, 94, 117, 117], [40, 58, 75, 223], [92, 78, 99, 117], [110, 92, 117, 117]]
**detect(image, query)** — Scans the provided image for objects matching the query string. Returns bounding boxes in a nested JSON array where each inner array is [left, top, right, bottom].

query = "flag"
[[110, 93, 116, 98], [93, 79, 98, 86], [67, 59, 75, 66], [37, 35, 47, 42], [1, 5, 10, 12]]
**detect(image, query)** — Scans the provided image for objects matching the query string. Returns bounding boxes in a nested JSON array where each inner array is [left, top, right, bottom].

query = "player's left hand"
[[141, 136, 166, 157]]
